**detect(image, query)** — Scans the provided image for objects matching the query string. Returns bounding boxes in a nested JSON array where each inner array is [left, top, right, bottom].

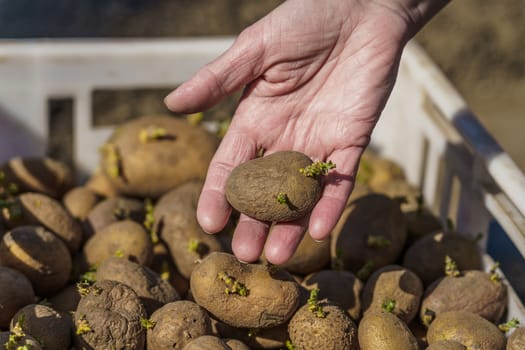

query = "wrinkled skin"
[[164, 0, 449, 264]]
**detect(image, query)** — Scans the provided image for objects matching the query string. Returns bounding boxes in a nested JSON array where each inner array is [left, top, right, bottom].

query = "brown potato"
[[426, 340, 467, 350], [225, 151, 323, 222], [83, 219, 153, 267], [62, 186, 100, 221], [85, 169, 119, 198], [357, 151, 405, 189], [358, 311, 419, 350], [96, 256, 180, 316], [11, 304, 72, 350], [0, 226, 72, 296], [182, 335, 231, 350], [3, 192, 83, 253], [0, 266, 35, 328], [288, 301, 358, 350], [190, 252, 301, 328], [0, 331, 42, 349], [150, 242, 190, 298], [331, 194, 407, 276], [405, 208, 442, 243], [507, 327, 525, 350], [154, 180, 224, 279], [214, 321, 289, 349], [83, 196, 145, 239], [0, 157, 73, 198], [361, 265, 423, 324], [426, 311, 505, 350], [48, 284, 81, 313], [74, 280, 146, 350], [420, 270, 507, 325], [301, 269, 363, 321], [100, 115, 219, 198], [402, 232, 482, 286], [223, 338, 251, 350], [147, 300, 212, 350]]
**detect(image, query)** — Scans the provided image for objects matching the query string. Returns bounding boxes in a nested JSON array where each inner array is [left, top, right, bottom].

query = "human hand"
[[165, 0, 449, 264]]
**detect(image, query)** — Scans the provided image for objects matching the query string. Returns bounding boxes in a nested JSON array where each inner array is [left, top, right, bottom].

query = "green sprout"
[[299, 160, 336, 177], [276, 192, 289, 204], [160, 260, 170, 281], [99, 143, 122, 179], [285, 340, 296, 350], [307, 288, 326, 318], [186, 112, 204, 126], [382, 298, 396, 313], [498, 318, 520, 333], [217, 272, 249, 296], [77, 281, 93, 297], [489, 262, 502, 283], [76, 316, 93, 335], [367, 235, 392, 249], [5, 315, 33, 350], [422, 308, 436, 327], [113, 206, 130, 220], [444, 255, 460, 277], [1, 199, 23, 221], [140, 318, 157, 330], [139, 125, 169, 143], [247, 328, 258, 338], [114, 249, 124, 258], [357, 261, 375, 280], [143, 199, 159, 244]]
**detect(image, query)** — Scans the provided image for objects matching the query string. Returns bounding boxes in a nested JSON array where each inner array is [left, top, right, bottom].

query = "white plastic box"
[[1, 38, 525, 322]]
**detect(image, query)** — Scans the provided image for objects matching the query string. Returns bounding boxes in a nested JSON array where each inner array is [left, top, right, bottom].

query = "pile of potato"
[[0, 115, 523, 350]]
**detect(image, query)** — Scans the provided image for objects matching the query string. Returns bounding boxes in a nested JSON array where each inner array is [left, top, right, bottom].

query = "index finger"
[[197, 128, 258, 233]]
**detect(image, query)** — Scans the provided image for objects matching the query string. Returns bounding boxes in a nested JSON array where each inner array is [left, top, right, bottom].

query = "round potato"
[[48, 284, 81, 313], [154, 180, 224, 279], [190, 252, 301, 328], [83, 219, 153, 267], [100, 115, 219, 198], [74, 280, 146, 350], [331, 194, 407, 276], [83, 196, 145, 239], [358, 311, 419, 350], [426, 340, 467, 350], [182, 335, 231, 350], [63, 186, 99, 221], [85, 169, 119, 198], [405, 208, 442, 243], [147, 301, 212, 350], [0, 156, 73, 198], [96, 256, 180, 316], [420, 270, 507, 324], [507, 327, 525, 350], [301, 269, 363, 321], [0, 226, 72, 296], [0, 266, 35, 329], [361, 265, 423, 324], [11, 304, 71, 350], [288, 301, 358, 350], [426, 311, 505, 350], [225, 151, 324, 222], [403, 232, 483, 286], [0, 331, 42, 349], [4, 192, 83, 253], [214, 322, 289, 349]]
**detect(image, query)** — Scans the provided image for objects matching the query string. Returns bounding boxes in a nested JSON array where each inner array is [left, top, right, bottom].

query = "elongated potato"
[[358, 311, 419, 350]]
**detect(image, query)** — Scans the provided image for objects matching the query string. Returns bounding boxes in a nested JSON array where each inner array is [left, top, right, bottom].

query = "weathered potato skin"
[[361, 265, 423, 324], [0, 331, 43, 349], [420, 270, 507, 324], [147, 301, 212, 350], [331, 194, 407, 275], [358, 311, 419, 350], [403, 232, 482, 286], [302, 269, 363, 321], [274, 233, 331, 275], [5, 192, 83, 253], [182, 335, 231, 350], [0, 226, 72, 296], [426, 311, 505, 350], [100, 115, 219, 198], [214, 321, 289, 349], [63, 186, 100, 221], [507, 327, 525, 350], [11, 304, 72, 350], [288, 302, 358, 350], [74, 280, 146, 350], [426, 340, 467, 350], [83, 220, 153, 267], [83, 196, 145, 239], [154, 180, 224, 279], [190, 252, 301, 328], [96, 257, 180, 316], [225, 151, 322, 222], [0, 266, 35, 328], [0, 156, 73, 198]]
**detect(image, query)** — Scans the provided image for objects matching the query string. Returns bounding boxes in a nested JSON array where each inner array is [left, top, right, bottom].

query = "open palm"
[[165, 0, 446, 264]]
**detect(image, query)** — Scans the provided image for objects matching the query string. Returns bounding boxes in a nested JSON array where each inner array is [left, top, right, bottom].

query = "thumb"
[[164, 28, 265, 113]]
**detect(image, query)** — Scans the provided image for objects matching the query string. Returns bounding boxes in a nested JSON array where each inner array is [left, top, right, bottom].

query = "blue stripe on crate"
[[487, 220, 525, 302]]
